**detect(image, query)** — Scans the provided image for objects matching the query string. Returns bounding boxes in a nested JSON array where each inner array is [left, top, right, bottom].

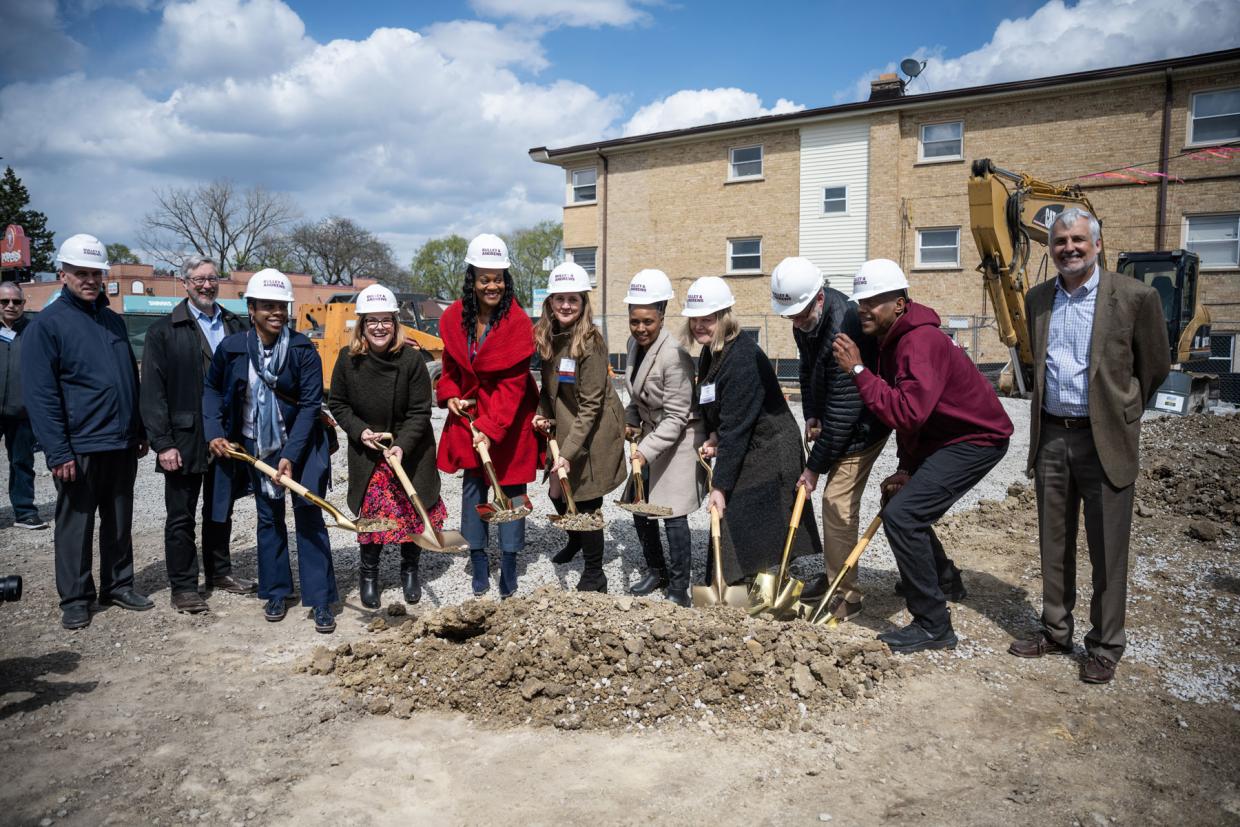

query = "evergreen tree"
[[0, 166, 56, 275]]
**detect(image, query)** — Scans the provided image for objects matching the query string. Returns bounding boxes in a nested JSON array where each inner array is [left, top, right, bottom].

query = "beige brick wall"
[[562, 202, 598, 249]]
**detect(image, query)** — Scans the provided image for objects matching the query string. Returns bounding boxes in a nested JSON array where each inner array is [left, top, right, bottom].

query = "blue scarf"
[[248, 328, 290, 494]]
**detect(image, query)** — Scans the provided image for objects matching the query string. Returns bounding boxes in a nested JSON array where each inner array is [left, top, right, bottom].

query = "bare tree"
[[287, 216, 399, 286], [138, 180, 298, 273]]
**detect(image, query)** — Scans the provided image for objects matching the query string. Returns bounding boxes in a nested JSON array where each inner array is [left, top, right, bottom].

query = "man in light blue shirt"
[[1042, 263, 1099, 418]]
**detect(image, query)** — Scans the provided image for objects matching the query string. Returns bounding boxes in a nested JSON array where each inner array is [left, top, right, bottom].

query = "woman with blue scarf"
[[204, 269, 339, 633]]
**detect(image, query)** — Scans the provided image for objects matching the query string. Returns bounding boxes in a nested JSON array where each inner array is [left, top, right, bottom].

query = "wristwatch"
[[851, 364, 865, 376]]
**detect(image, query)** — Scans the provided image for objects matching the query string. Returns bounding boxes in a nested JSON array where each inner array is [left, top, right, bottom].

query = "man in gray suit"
[[1007, 208, 1170, 684]]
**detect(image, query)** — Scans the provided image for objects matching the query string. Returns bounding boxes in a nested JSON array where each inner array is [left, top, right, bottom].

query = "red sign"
[[1, 225, 31, 269]]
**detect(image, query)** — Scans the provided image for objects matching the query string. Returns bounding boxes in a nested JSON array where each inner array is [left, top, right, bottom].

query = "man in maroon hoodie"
[[833, 259, 1012, 654]]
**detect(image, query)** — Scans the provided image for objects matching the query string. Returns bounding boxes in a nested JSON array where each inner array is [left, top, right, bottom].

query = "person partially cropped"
[[329, 285, 442, 608], [533, 261, 627, 594], [436, 234, 540, 599], [684, 276, 821, 585], [204, 269, 339, 633]]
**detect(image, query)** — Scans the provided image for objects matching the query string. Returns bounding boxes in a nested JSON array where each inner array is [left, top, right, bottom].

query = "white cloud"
[[622, 88, 805, 137], [158, 0, 315, 81], [0, 0, 86, 83], [470, 0, 653, 27], [839, 0, 1240, 102]]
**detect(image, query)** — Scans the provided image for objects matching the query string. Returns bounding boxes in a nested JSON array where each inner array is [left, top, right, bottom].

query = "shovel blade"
[[615, 501, 674, 517], [747, 571, 779, 612], [409, 528, 470, 553], [723, 585, 749, 609], [691, 584, 720, 608]]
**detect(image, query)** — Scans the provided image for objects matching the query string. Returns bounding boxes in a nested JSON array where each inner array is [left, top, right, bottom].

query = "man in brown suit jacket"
[[1008, 208, 1170, 684]]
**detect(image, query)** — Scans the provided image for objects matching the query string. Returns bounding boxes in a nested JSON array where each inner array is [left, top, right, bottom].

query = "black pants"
[[53, 449, 138, 609], [164, 467, 234, 593], [883, 441, 1008, 633]]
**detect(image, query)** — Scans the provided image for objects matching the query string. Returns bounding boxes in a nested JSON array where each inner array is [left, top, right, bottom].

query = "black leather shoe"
[[62, 604, 90, 630], [879, 622, 958, 654], [314, 605, 336, 634], [210, 575, 257, 595], [667, 589, 691, 608], [577, 570, 608, 593], [1008, 634, 1074, 658], [171, 591, 209, 614], [264, 598, 287, 622], [401, 569, 422, 604], [629, 569, 668, 596], [100, 588, 154, 611]]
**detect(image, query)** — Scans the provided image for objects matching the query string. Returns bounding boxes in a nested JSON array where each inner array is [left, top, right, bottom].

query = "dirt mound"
[[305, 587, 903, 731], [1138, 413, 1240, 533]]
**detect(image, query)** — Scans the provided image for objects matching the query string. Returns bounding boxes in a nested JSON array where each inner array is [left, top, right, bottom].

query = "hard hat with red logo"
[[850, 259, 909, 302], [546, 261, 592, 294], [465, 233, 511, 269], [244, 268, 295, 303], [770, 256, 823, 316], [56, 234, 110, 272], [681, 276, 735, 317], [355, 284, 399, 314], [623, 269, 674, 305]]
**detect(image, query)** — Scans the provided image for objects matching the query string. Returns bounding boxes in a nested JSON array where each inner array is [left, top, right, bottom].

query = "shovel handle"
[[459, 405, 512, 509], [375, 433, 440, 540], [224, 443, 357, 530], [547, 438, 579, 514], [776, 484, 808, 586], [709, 504, 727, 602], [808, 514, 883, 624]]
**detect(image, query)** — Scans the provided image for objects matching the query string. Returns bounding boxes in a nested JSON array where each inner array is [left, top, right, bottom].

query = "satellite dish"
[[900, 58, 925, 79]]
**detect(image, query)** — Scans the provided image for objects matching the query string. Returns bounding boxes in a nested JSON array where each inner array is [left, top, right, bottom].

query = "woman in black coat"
[[328, 286, 442, 607], [682, 277, 821, 584]]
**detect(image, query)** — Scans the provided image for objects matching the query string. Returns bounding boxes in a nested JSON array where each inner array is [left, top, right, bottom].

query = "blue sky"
[[3, 0, 1235, 267]]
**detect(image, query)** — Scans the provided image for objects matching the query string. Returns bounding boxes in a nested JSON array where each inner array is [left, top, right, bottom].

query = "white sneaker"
[[14, 517, 48, 530]]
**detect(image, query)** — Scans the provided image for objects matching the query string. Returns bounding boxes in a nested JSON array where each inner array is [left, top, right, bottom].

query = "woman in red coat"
[[436, 233, 540, 598]]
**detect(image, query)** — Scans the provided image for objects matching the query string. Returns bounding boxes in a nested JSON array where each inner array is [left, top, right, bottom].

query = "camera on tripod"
[[1, 575, 22, 603]]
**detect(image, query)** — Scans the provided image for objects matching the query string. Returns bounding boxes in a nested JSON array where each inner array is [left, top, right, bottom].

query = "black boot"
[[400, 543, 421, 604], [664, 515, 692, 607], [630, 515, 668, 595], [629, 569, 668, 596], [552, 535, 582, 565], [358, 543, 382, 609], [576, 530, 608, 593]]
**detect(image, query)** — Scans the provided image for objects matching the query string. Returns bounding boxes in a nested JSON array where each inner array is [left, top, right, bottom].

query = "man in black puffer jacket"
[[770, 257, 889, 622]]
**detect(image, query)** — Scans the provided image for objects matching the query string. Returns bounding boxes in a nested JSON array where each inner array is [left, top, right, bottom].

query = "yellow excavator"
[[968, 158, 1213, 409]]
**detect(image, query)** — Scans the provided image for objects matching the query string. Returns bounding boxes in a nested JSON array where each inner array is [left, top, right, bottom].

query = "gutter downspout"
[[1155, 67, 1173, 249], [597, 150, 609, 346]]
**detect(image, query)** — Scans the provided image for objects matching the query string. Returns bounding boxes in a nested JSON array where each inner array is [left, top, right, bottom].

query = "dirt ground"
[[1, 411, 1238, 826]]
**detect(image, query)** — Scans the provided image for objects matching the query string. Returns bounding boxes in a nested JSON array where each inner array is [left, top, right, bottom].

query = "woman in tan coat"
[[533, 262, 627, 593], [621, 270, 704, 607]]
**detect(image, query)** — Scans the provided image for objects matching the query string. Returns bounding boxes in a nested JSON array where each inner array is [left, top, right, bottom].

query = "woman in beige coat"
[[533, 262, 627, 592], [621, 270, 704, 607]]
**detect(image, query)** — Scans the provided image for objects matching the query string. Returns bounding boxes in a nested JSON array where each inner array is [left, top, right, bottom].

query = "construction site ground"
[[1, 402, 1237, 826]]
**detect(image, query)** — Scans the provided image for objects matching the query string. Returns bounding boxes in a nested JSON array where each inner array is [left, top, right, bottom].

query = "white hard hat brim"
[[57, 256, 111, 272], [466, 256, 511, 269], [681, 300, 734, 317], [850, 285, 901, 302], [772, 293, 814, 316]]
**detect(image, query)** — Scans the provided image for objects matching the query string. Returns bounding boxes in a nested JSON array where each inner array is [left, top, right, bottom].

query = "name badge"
[[558, 357, 577, 384], [699, 382, 716, 405], [0, 328, 14, 343]]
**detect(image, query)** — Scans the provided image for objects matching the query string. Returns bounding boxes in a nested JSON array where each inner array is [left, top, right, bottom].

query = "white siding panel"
[[799, 121, 869, 293]]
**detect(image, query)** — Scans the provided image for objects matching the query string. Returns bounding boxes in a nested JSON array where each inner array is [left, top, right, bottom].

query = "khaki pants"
[[821, 436, 888, 603]]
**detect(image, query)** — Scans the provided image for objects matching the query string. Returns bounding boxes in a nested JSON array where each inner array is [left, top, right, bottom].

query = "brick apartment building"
[[530, 48, 1240, 377]]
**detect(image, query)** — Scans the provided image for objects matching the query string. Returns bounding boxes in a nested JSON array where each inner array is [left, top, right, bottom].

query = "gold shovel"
[[803, 514, 883, 626], [374, 433, 469, 553], [222, 443, 395, 533], [615, 439, 672, 517], [690, 451, 749, 608], [747, 484, 809, 618], [459, 405, 533, 524], [546, 438, 606, 531]]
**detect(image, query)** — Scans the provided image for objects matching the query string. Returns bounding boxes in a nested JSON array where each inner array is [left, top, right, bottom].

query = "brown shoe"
[[171, 591, 209, 614], [210, 575, 257, 595], [1008, 634, 1073, 658], [828, 594, 864, 624], [1082, 653, 1117, 684]]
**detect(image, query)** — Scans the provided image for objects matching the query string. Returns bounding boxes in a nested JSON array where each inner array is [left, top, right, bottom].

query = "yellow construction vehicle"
[[297, 292, 445, 392], [968, 158, 1212, 408]]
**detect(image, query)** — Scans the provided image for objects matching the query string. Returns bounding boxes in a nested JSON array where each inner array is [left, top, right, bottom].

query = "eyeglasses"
[[363, 318, 395, 329], [187, 276, 220, 286], [0, 298, 24, 306]]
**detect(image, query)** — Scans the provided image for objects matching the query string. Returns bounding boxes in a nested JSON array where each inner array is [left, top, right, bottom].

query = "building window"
[[727, 237, 762, 273], [918, 121, 963, 162], [569, 167, 597, 203], [1189, 88, 1240, 145], [566, 247, 598, 283], [740, 327, 761, 346], [1185, 214, 1240, 268], [823, 185, 847, 214], [729, 145, 763, 180], [916, 227, 960, 268]]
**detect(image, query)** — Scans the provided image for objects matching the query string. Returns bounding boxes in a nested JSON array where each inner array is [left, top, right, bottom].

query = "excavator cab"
[[1115, 250, 1211, 363]]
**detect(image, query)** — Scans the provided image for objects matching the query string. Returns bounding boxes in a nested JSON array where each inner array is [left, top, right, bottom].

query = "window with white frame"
[[1189, 88, 1240, 145], [729, 145, 763, 180], [567, 247, 598, 283], [727, 237, 762, 273], [919, 121, 963, 161], [823, 185, 847, 214], [569, 167, 597, 203], [916, 227, 961, 267], [1186, 214, 1239, 268]]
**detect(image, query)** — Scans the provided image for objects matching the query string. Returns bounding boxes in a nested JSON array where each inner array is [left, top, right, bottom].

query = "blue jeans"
[[460, 471, 526, 553], [1, 416, 38, 522]]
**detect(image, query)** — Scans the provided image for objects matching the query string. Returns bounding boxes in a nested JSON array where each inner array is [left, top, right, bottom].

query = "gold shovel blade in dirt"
[[546, 438, 606, 531], [375, 434, 468, 553], [691, 505, 749, 608], [747, 484, 808, 618], [459, 405, 533, 524], [615, 440, 673, 517], [803, 514, 883, 626]]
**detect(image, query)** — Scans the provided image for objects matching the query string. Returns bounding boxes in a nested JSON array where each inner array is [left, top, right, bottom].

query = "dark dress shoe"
[[1008, 634, 1073, 658], [666, 589, 691, 608], [314, 605, 336, 634], [264, 598, 287, 622], [577, 571, 608, 594], [1082, 653, 1116, 684], [62, 604, 91, 630], [879, 622, 958, 654], [401, 569, 422, 604], [171, 591, 209, 614], [211, 575, 257, 595], [100, 588, 154, 611], [628, 569, 668, 596]]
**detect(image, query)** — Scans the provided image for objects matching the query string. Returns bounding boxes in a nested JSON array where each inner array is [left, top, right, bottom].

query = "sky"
[[2, 0, 1237, 268]]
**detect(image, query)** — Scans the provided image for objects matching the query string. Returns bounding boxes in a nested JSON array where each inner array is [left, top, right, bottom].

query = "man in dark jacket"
[[771, 257, 888, 622], [141, 257, 252, 614], [833, 259, 1012, 654], [0, 281, 45, 530], [21, 234, 153, 630]]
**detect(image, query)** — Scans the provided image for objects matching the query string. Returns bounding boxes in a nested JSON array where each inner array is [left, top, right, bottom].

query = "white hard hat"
[[681, 276, 735, 317], [56, 233, 110, 272], [244, 268, 295, 303], [356, 284, 399, 314], [547, 261, 592, 294], [623, 269, 674, 305], [770, 257, 823, 316], [850, 259, 909, 302], [465, 233, 511, 269]]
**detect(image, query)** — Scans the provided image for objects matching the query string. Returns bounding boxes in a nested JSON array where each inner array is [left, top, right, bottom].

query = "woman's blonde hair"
[[535, 292, 602, 360], [349, 313, 407, 357], [681, 307, 740, 355]]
